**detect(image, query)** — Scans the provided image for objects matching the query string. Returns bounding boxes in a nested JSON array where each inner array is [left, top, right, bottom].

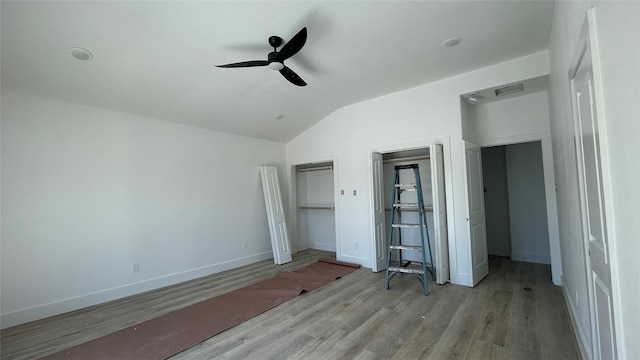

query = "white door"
[[463, 141, 489, 285], [260, 166, 292, 265], [571, 25, 616, 359], [431, 144, 449, 284], [371, 153, 386, 272]]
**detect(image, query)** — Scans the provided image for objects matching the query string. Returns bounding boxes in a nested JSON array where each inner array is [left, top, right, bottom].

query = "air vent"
[[495, 83, 523, 97]]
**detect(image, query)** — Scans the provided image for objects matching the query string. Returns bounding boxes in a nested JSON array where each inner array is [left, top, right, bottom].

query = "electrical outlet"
[[354, 242, 359, 250], [243, 242, 249, 250], [132, 262, 140, 273]]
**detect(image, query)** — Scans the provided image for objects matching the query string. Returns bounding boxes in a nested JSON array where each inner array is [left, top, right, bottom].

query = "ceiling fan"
[[216, 27, 308, 86]]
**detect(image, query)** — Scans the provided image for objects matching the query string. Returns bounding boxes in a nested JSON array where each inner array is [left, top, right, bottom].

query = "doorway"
[[288, 159, 339, 255], [482, 141, 551, 265], [370, 144, 449, 284]]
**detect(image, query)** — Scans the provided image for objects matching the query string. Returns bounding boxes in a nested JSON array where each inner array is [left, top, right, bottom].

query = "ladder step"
[[392, 223, 426, 228], [395, 184, 417, 191], [393, 203, 419, 207], [390, 245, 423, 251], [388, 266, 424, 274]]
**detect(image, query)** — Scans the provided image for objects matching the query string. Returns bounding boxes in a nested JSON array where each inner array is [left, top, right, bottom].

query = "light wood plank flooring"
[[1, 250, 580, 359]]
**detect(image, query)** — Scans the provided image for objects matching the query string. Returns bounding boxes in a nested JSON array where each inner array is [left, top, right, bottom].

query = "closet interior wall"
[[295, 163, 336, 252]]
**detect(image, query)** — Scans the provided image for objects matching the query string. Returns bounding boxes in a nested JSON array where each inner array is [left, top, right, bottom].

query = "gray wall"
[[506, 141, 550, 264], [482, 142, 550, 264], [481, 146, 511, 257]]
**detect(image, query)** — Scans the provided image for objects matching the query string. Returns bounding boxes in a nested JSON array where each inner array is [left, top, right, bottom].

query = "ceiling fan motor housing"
[[267, 51, 284, 70], [268, 36, 283, 48]]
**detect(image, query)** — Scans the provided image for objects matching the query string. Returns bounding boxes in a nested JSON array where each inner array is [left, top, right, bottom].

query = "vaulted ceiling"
[[1, 1, 555, 142]]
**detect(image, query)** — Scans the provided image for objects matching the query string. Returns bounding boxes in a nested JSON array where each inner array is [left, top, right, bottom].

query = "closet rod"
[[297, 165, 333, 173], [383, 155, 430, 164], [299, 205, 335, 210]]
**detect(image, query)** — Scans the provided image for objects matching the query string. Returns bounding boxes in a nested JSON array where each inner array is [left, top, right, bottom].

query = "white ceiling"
[[1, 1, 555, 142]]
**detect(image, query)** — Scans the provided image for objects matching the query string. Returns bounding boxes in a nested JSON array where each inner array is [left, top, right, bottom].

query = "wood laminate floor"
[[1, 250, 580, 359]]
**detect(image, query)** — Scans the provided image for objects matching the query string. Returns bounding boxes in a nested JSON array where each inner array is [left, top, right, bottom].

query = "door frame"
[[568, 9, 621, 358], [478, 132, 562, 285], [287, 155, 340, 256], [369, 137, 455, 278]]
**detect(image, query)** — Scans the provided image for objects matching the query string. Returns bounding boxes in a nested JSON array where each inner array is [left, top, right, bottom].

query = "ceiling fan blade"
[[279, 66, 307, 86], [216, 60, 269, 68], [275, 27, 307, 61]]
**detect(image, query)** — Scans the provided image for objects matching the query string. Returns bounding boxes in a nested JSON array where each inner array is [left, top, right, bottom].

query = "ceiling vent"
[[494, 83, 523, 97]]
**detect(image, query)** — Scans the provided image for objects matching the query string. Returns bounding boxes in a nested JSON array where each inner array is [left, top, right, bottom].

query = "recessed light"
[[69, 47, 93, 61], [443, 38, 461, 47]]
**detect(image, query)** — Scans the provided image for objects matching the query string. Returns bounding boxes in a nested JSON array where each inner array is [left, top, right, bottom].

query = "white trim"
[[477, 131, 548, 147], [562, 284, 594, 360], [337, 254, 369, 268], [586, 9, 623, 358], [510, 252, 551, 265], [1, 251, 273, 329], [297, 165, 333, 173], [307, 241, 336, 252], [567, 9, 623, 358]]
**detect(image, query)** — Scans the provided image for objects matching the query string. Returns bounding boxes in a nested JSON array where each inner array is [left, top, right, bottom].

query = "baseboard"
[[296, 241, 310, 251], [0, 251, 273, 329], [307, 241, 336, 252], [510, 252, 551, 264], [561, 285, 592, 360], [337, 254, 369, 269]]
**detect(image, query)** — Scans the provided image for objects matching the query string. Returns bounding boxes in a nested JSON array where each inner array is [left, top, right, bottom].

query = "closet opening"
[[293, 161, 337, 254], [481, 141, 551, 267], [371, 144, 449, 284]]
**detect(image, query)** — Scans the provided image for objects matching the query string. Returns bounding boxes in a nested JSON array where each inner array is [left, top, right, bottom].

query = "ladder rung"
[[395, 184, 417, 191], [393, 203, 418, 207], [390, 245, 423, 251], [392, 223, 425, 228], [388, 266, 424, 274]]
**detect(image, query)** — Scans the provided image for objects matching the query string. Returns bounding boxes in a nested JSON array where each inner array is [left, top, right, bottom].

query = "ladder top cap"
[[394, 164, 419, 170]]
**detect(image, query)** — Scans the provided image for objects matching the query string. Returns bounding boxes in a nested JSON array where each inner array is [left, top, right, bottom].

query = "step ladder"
[[385, 164, 435, 295]]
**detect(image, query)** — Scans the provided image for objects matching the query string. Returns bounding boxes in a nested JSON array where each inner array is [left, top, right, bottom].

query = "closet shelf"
[[385, 206, 434, 212], [299, 204, 335, 211]]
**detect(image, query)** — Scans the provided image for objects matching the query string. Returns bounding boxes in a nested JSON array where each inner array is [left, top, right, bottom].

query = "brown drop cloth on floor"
[[40, 258, 360, 360]]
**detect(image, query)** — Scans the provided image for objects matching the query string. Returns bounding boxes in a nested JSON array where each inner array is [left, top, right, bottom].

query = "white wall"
[[548, 2, 640, 359], [287, 50, 550, 286], [0, 90, 286, 328], [505, 142, 550, 264], [465, 91, 551, 140]]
